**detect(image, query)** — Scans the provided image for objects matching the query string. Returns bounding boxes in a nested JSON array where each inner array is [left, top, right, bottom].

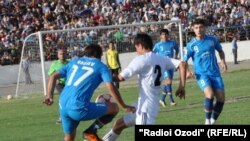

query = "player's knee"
[[165, 78, 172, 84], [64, 134, 75, 141], [215, 90, 225, 102], [123, 112, 136, 127], [216, 97, 225, 103], [107, 103, 119, 115], [203, 87, 214, 99], [113, 118, 127, 134]]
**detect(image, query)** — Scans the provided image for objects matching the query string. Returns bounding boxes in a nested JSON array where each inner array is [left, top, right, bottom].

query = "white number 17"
[[67, 65, 94, 86]]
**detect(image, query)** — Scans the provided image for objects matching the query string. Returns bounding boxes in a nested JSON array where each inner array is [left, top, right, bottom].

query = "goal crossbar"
[[16, 20, 183, 97]]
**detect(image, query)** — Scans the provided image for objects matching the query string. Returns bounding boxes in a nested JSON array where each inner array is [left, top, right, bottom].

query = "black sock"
[[84, 114, 116, 133]]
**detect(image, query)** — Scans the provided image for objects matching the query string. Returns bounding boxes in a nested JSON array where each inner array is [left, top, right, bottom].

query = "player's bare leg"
[[64, 131, 76, 141], [103, 111, 135, 141], [83, 103, 119, 141]]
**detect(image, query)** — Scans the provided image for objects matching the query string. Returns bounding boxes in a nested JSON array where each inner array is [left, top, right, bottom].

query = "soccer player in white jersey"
[[43, 44, 135, 141], [184, 19, 227, 125], [102, 33, 187, 141]]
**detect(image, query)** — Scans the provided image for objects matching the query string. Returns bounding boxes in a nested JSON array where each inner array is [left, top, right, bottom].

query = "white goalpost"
[[15, 20, 184, 97]]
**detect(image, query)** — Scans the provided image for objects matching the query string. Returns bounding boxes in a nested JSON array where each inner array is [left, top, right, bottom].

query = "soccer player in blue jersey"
[[184, 19, 228, 125], [43, 44, 135, 141], [153, 28, 179, 107]]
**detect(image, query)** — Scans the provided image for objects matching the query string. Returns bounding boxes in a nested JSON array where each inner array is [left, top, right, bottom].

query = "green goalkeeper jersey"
[[48, 59, 69, 85]]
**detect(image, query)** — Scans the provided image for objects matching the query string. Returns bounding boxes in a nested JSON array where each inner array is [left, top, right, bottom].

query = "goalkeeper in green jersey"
[[48, 48, 69, 124]]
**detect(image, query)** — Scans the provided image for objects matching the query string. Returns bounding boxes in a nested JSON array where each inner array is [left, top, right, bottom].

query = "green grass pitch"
[[0, 69, 250, 141]]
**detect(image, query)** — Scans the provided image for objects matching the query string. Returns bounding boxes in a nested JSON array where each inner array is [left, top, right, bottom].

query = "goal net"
[[15, 20, 183, 97]]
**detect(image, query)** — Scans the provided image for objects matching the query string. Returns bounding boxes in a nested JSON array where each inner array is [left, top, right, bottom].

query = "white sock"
[[210, 118, 216, 125], [103, 129, 119, 141], [205, 119, 210, 125]]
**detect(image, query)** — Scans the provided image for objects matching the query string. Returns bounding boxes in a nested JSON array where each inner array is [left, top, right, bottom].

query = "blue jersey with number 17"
[[58, 57, 112, 110], [184, 35, 222, 76]]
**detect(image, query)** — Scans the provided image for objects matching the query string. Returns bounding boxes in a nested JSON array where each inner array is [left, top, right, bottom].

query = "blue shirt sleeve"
[[100, 64, 112, 83], [58, 61, 72, 78], [152, 43, 159, 53], [184, 44, 193, 62], [174, 41, 179, 54]]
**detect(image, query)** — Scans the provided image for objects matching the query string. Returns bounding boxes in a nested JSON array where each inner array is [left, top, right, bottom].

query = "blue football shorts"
[[163, 69, 174, 80], [196, 74, 225, 91], [60, 102, 107, 134]]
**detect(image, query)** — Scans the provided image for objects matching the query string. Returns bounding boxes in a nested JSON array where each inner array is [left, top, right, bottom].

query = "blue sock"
[[212, 101, 224, 120], [169, 93, 174, 103], [204, 98, 214, 119], [84, 121, 101, 133], [161, 94, 167, 101], [164, 84, 174, 102]]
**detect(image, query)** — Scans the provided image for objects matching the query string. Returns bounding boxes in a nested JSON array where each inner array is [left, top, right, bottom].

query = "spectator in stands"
[[231, 35, 239, 64], [114, 29, 124, 43], [106, 41, 121, 89], [21, 55, 33, 84], [1, 51, 13, 65], [48, 48, 69, 124], [71, 49, 80, 60]]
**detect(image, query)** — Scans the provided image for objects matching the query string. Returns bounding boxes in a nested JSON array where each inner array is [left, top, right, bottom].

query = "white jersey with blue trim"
[[120, 52, 180, 115]]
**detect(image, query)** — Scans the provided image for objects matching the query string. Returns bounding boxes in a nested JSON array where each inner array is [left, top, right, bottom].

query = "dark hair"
[[191, 18, 207, 26], [109, 41, 114, 44], [134, 33, 153, 50], [83, 44, 103, 59], [160, 28, 169, 35], [57, 48, 66, 52]]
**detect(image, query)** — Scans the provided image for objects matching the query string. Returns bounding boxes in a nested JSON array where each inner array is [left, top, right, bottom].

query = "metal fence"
[[21, 21, 183, 62], [42, 25, 250, 59], [185, 25, 250, 44]]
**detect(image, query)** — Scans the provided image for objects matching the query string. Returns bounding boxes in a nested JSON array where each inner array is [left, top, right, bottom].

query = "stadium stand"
[[0, 0, 250, 65]]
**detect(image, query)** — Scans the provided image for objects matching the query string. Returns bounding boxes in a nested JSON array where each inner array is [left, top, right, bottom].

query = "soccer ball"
[[95, 94, 115, 103], [7, 95, 13, 100]]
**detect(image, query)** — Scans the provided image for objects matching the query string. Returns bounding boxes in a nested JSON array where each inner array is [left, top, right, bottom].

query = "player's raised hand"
[[175, 87, 185, 100], [43, 98, 53, 106]]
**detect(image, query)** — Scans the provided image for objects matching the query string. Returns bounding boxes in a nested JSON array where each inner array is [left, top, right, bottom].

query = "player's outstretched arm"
[[112, 74, 126, 82], [43, 71, 60, 106], [175, 61, 187, 99]]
